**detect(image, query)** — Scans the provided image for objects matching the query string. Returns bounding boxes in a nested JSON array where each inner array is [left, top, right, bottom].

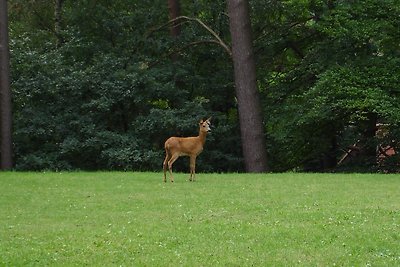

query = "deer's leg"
[[163, 151, 171, 183], [189, 155, 196, 181], [167, 154, 179, 183]]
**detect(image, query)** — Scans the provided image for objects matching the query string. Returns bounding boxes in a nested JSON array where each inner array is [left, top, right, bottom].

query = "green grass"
[[0, 172, 399, 266]]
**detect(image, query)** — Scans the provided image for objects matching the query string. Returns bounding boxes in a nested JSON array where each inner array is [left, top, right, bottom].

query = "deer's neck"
[[198, 130, 207, 146]]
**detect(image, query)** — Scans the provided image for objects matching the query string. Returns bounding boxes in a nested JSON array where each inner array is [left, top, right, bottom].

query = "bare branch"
[[147, 15, 232, 57]]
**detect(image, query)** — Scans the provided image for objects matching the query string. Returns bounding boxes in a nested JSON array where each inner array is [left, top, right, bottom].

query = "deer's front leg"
[[189, 155, 196, 181]]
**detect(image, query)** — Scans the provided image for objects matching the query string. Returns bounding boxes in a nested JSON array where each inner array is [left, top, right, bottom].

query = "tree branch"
[[148, 15, 232, 57]]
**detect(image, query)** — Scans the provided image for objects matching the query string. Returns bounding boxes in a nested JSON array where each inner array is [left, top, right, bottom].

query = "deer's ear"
[[199, 119, 204, 124], [207, 117, 212, 122]]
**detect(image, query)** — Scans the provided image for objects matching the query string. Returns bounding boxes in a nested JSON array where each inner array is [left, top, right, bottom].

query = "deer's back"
[[165, 136, 203, 156]]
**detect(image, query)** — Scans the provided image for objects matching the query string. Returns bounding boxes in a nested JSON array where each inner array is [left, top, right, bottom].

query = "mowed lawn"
[[0, 172, 399, 266]]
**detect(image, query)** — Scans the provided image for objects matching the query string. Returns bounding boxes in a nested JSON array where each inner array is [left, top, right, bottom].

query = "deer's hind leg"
[[163, 150, 171, 183], [167, 153, 179, 183]]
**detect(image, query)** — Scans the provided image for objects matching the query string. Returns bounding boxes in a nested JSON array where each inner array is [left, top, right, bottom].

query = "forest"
[[1, 0, 400, 172]]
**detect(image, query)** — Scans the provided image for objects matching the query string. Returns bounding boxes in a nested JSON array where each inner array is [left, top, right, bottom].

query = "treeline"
[[7, 0, 400, 172]]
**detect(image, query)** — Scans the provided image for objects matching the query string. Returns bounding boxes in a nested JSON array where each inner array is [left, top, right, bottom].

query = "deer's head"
[[199, 118, 211, 133]]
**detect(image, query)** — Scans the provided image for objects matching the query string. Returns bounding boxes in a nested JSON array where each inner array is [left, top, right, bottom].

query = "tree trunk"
[[167, 0, 181, 38], [227, 0, 268, 172], [0, 0, 13, 170], [167, 0, 181, 62]]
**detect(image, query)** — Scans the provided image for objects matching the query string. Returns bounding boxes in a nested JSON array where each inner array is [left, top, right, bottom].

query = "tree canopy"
[[7, 0, 400, 172]]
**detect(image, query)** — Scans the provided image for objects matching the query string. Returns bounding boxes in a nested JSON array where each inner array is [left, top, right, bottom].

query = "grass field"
[[0, 172, 399, 266]]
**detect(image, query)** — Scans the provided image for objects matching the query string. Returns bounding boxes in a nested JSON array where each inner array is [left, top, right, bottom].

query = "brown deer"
[[163, 118, 211, 182]]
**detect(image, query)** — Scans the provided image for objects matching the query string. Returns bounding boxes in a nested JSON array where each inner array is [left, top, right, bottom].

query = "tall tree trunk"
[[167, 0, 181, 38], [227, 0, 268, 172], [167, 0, 185, 105], [0, 0, 13, 170], [167, 0, 181, 63]]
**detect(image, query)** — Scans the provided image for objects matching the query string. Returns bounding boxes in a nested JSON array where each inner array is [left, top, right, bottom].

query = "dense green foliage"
[[8, 0, 400, 171], [261, 0, 400, 171], [1, 172, 399, 265]]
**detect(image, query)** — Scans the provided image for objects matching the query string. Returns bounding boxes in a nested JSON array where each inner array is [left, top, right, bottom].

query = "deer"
[[163, 118, 211, 182]]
